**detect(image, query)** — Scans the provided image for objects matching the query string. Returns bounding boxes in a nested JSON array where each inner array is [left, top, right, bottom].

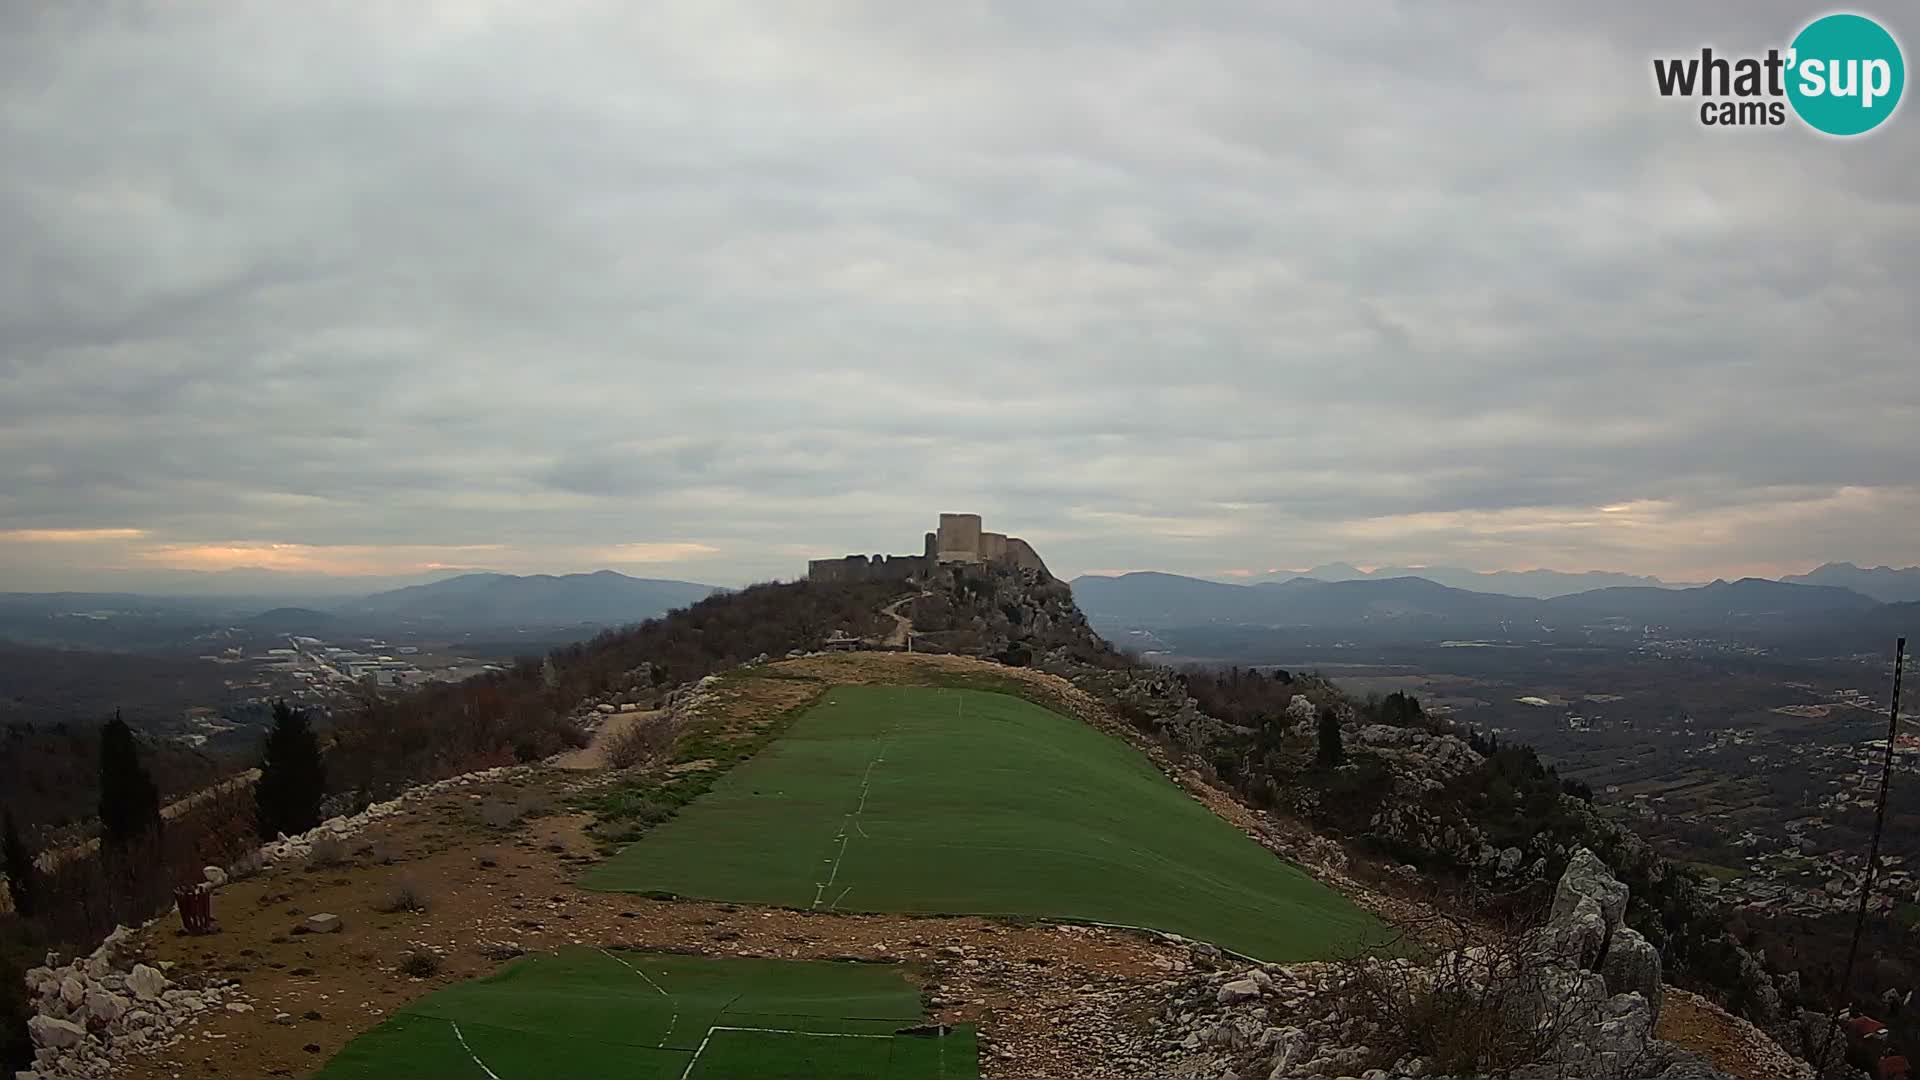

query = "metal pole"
[[1818, 636, 1906, 1074]]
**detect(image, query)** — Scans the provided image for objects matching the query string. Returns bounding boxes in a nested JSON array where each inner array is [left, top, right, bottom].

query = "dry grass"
[[305, 834, 349, 870], [375, 878, 429, 914], [605, 716, 677, 770]]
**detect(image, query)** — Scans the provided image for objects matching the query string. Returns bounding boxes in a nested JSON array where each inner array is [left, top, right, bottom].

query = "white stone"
[[305, 912, 343, 934], [58, 978, 84, 1008], [202, 865, 228, 888], [128, 964, 166, 1001], [27, 1017, 84, 1050], [1216, 978, 1262, 1005], [84, 990, 126, 1023]]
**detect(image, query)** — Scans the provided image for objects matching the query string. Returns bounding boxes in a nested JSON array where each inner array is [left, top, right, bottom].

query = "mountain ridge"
[[344, 569, 722, 627], [1070, 568, 1885, 635]]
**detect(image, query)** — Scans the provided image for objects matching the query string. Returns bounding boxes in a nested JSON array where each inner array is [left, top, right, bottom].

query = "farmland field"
[[583, 685, 1379, 960], [316, 948, 974, 1080]]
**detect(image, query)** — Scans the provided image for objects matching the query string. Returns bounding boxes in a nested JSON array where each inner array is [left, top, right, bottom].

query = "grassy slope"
[[583, 685, 1382, 961], [316, 948, 974, 1080]]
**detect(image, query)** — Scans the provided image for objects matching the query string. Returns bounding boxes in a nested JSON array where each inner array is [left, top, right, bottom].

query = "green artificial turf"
[[316, 948, 973, 1080], [582, 685, 1382, 960]]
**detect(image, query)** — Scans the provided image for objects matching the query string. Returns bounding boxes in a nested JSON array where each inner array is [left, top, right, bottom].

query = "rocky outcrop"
[[17, 926, 248, 1080], [1136, 851, 1748, 1080]]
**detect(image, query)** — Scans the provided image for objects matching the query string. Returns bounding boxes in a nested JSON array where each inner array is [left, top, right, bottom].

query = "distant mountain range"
[[0, 571, 723, 650], [1779, 562, 1920, 604], [342, 571, 721, 627], [1248, 563, 1689, 599], [1070, 570, 1901, 644]]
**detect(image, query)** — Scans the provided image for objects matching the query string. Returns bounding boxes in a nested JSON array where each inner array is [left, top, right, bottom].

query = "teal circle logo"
[[1787, 13, 1905, 136]]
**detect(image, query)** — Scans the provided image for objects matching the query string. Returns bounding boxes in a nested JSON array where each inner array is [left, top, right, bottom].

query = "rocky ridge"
[[1132, 850, 1776, 1080]]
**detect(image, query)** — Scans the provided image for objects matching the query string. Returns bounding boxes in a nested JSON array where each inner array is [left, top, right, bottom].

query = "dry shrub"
[[605, 716, 677, 770], [305, 834, 348, 869], [376, 878, 429, 914], [1328, 909, 1599, 1079], [399, 948, 441, 977]]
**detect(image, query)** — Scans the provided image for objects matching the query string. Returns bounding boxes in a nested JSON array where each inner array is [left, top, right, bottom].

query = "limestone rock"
[[1601, 925, 1664, 1021], [26, 1017, 84, 1050], [85, 990, 126, 1024], [202, 865, 228, 888], [1216, 977, 1262, 1004], [304, 913, 343, 934], [127, 964, 166, 1001], [1552, 847, 1628, 934]]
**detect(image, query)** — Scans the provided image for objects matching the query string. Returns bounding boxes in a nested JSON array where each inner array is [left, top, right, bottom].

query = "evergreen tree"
[[2, 809, 36, 917], [255, 701, 327, 839], [97, 711, 161, 849], [1316, 705, 1346, 768]]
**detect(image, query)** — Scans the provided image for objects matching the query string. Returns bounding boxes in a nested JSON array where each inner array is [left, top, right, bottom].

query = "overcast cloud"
[[2, 1, 1916, 590]]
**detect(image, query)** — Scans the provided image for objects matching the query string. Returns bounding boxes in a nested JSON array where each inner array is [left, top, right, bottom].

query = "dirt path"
[[877, 591, 928, 648], [550, 709, 665, 770]]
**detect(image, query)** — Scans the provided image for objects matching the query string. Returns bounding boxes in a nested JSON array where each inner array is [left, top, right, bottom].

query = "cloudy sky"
[[2, 1, 1916, 591]]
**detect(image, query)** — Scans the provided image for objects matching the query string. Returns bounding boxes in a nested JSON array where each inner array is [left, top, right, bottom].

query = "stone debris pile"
[[17, 925, 249, 1080]]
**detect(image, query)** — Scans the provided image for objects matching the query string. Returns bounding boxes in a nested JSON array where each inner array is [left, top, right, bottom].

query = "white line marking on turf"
[[830, 884, 853, 910], [811, 715, 900, 909], [680, 1024, 906, 1080], [600, 948, 679, 1047], [449, 1021, 502, 1080]]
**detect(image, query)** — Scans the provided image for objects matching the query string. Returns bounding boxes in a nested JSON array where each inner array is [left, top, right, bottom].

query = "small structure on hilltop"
[[807, 513, 1050, 584]]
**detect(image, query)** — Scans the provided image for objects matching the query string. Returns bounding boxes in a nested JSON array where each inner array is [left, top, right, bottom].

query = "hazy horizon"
[[4, 3, 1916, 591], [4, 554, 1913, 598]]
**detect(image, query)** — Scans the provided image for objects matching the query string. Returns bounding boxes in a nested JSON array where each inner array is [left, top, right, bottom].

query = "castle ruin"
[[807, 513, 1051, 583]]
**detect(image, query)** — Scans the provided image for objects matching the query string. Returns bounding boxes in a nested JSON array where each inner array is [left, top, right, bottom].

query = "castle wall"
[[807, 553, 926, 584], [1003, 537, 1051, 579], [979, 532, 1008, 561]]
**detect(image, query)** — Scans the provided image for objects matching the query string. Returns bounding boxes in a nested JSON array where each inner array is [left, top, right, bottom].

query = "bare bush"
[[375, 878, 429, 914], [305, 834, 348, 869], [605, 716, 677, 770], [1327, 907, 1640, 1080], [399, 948, 441, 977]]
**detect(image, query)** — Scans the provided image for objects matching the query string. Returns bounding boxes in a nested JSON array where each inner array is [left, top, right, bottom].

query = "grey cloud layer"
[[2, 1, 1916, 586]]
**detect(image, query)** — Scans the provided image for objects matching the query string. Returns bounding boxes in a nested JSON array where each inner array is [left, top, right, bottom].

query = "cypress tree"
[[2, 809, 36, 917], [98, 711, 162, 849], [1316, 705, 1346, 768], [255, 701, 327, 839]]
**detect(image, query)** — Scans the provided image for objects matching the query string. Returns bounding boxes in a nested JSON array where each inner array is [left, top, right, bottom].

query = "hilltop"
[[4, 560, 1855, 1079]]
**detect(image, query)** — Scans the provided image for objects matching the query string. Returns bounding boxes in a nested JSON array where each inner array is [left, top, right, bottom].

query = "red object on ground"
[[1848, 1016, 1891, 1040], [174, 883, 214, 934], [1875, 1055, 1910, 1080]]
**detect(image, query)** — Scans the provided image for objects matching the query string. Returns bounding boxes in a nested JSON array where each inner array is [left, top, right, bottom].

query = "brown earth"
[[1658, 987, 1814, 1080]]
